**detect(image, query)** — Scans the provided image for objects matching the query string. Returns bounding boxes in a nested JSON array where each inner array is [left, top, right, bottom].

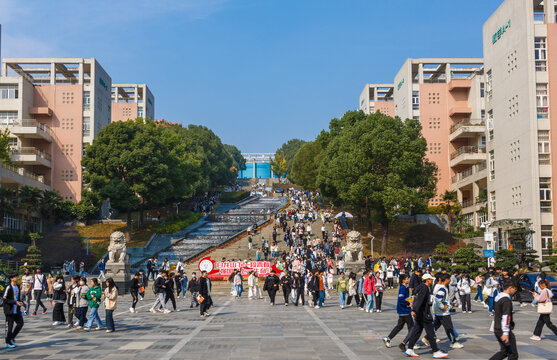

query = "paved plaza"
[[2, 289, 557, 360]]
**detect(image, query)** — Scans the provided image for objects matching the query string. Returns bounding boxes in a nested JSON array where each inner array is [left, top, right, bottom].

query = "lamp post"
[[481, 221, 495, 267], [368, 233, 375, 259]]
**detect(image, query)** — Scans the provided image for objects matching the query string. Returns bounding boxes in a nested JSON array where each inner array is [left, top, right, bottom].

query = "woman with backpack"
[[52, 275, 66, 326], [530, 279, 557, 341], [104, 278, 118, 333]]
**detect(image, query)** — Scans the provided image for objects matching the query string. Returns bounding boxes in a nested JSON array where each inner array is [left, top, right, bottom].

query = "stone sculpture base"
[[343, 261, 366, 275], [105, 263, 130, 295]]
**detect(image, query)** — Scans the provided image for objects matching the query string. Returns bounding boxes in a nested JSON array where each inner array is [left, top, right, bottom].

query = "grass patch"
[[220, 191, 250, 203], [156, 212, 203, 234], [75, 223, 157, 262]]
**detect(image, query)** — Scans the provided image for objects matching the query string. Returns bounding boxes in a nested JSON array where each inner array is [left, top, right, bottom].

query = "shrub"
[[156, 212, 203, 234], [0, 233, 31, 244], [220, 191, 250, 203]]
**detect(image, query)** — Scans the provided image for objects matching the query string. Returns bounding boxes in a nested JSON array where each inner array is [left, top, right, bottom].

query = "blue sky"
[[0, 0, 503, 152]]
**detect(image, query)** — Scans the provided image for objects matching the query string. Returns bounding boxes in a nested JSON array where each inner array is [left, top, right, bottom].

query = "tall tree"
[[0, 128, 11, 164], [440, 190, 461, 231], [290, 141, 322, 190], [270, 151, 288, 179], [317, 112, 437, 256], [0, 188, 16, 230], [275, 139, 306, 178], [18, 186, 42, 233], [224, 144, 246, 172]]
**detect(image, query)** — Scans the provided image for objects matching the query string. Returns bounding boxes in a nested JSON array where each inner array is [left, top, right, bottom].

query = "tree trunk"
[[127, 209, 132, 238], [139, 200, 144, 226], [381, 222, 388, 257]]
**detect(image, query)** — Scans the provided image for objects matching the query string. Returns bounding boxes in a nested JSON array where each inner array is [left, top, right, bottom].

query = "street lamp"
[[481, 221, 495, 267], [367, 233, 375, 259]]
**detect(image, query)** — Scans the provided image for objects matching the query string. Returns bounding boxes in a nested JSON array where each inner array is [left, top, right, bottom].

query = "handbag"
[[482, 286, 491, 297], [538, 290, 553, 314]]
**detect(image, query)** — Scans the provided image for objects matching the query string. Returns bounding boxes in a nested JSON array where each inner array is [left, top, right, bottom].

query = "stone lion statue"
[[345, 231, 363, 262], [107, 231, 127, 263]]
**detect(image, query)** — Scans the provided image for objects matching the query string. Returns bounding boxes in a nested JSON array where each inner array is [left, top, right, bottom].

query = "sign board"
[[397, 78, 405, 90], [199, 257, 282, 279], [483, 250, 495, 258], [492, 19, 511, 44], [484, 232, 494, 242]]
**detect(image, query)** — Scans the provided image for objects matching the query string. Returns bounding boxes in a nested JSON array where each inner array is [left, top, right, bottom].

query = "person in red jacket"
[[363, 271, 376, 313]]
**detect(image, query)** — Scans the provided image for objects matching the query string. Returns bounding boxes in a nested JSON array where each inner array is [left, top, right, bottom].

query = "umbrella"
[[335, 212, 353, 219]]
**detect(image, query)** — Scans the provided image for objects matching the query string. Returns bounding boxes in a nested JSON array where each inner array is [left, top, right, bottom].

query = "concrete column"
[[418, 63, 424, 84], [113, 86, 118, 102], [545, 2, 555, 24], [253, 162, 256, 178], [456, 189, 463, 204], [445, 63, 451, 83], [1, 61, 7, 77], [473, 181, 480, 202], [78, 63, 84, 85], [50, 63, 56, 85], [134, 86, 139, 103]]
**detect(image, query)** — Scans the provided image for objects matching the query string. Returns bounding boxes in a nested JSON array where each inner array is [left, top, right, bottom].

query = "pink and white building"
[[111, 84, 154, 122]]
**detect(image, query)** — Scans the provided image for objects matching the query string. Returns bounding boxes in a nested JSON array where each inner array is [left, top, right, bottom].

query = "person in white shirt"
[[176, 259, 184, 274], [457, 272, 475, 313], [386, 265, 395, 289], [31, 268, 48, 315]]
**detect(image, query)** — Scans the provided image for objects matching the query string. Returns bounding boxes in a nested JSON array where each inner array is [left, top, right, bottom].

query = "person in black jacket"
[[405, 274, 447, 358], [263, 270, 280, 305], [308, 270, 321, 306], [51, 275, 67, 325], [199, 271, 212, 317], [3, 273, 23, 348], [189, 272, 200, 308], [129, 273, 140, 313], [293, 272, 305, 306], [408, 269, 422, 295], [489, 279, 518, 360], [281, 272, 292, 306], [165, 273, 177, 311], [149, 271, 170, 313]]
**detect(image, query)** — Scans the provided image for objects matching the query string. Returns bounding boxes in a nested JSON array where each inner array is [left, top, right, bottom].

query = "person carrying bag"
[[530, 279, 557, 341]]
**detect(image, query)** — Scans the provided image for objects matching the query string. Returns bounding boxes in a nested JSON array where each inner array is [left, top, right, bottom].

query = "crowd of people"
[[191, 192, 220, 213]]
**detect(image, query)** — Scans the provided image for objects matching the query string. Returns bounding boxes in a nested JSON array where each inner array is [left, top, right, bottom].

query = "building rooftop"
[[1, 58, 99, 85]]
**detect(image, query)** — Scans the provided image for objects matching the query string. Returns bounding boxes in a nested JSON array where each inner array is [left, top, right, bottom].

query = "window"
[[489, 150, 495, 180], [540, 177, 552, 213], [480, 83, 485, 98], [487, 110, 494, 140], [489, 191, 496, 218], [82, 117, 91, 137], [0, 85, 18, 99], [3, 215, 20, 231], [412, 91, 419, 110], [8, 138, 17, 149], [537, 83, 549, 119], [0, 111, 17, 125], [138, 107, 144, 118], [481, 110, 485, 121], [486, 70, 493, 99], [541, 225, 552, 250], [535, 38, 547, 71], [538, 130, 551, 164], [83, 91, 90, 110]]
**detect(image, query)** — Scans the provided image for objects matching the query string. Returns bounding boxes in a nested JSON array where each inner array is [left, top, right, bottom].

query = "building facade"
[[238, 153, 283, 179], [0, 58, 112, 203], [483, 0, 557, 259], [111, 84, 154, 122], [358, 84, 395, 116]]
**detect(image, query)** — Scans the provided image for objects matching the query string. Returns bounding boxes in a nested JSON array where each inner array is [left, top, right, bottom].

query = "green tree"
[[270, 151, 288, 179], [453, 243, 484, 275], [0, 188, 16, 230], [18, 186, 42, 233], [40, 189, 73, 223], [21, 244, 42, 271], [224, 144, 246, 172], [317, 112, 437, 255], [0, 128, 11, 164], [433, 242, 452, 271], [495, 249, 518, 270], [275, 139, 306, 178], [509, 224, 538, 269], [440, 190, 461, 231], [290, 141, 322, 190]]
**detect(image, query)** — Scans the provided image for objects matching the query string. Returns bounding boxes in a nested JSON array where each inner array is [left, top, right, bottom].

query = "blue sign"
[[483, 250, 495, 258]]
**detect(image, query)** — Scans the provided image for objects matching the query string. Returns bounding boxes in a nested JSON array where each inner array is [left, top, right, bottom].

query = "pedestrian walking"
[[67, 275, 80, 328], [31, 267, 48, 315], [281, 272, 293, 306], [263, 270, 280, 305], [150, 270, 171, 313], [75, 277, 89, 329], [458, 272, 474, 313], [189, 272, 200, 308], [20, 269, 32, 315], [84, 278, 104, 331], [433, 273, 463, 349], [52, 275, 67, 326], [336, 272, 348, 309], [374, 271, 385, 312], [489, 279, 518, 360], [530, 279, 557, 341], [104, 278, 118, 333], [129, 273, 140, 313], [3, 273, 24, 349], [382, 274, 413, 349], [199, 271, 212, 317]]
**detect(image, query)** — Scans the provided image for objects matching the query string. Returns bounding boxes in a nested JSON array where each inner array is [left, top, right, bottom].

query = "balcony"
[[9, 147, 52, 168], [449, 119, 485, 142], [28, 107, 52, 116], [448, 79, 471, 91], [449, 106, 472, 117], [450, 146, 486, 167], [461, 196, 487, 211], [1, 161, 50, 190], [3, 120, 52, 142]]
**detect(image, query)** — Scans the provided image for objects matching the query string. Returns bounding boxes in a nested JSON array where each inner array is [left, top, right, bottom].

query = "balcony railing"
[[10, 147, 52, 161], [449, 119, 485, 134], [450, 146, 486, 160], [461, 196, 487, 209], [1, 161, 50, 186], [451, 161, 487, 184]]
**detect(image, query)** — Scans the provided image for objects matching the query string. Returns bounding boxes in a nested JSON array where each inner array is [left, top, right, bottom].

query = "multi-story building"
[[483, 0, 557, 259], [392, 59, 486, 221], [0, 58, 112, 203], [111, 84, 154, 122], [358, 84, 395, 116]]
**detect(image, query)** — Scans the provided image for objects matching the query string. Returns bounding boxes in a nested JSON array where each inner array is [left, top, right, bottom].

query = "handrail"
[[1, 119, 52, 135], [10, 147, 52, 161], [1, 161, 50, 185], [450, 146, 486, 160], [451, 161, 487, 184], [450, 119, 485, 134]]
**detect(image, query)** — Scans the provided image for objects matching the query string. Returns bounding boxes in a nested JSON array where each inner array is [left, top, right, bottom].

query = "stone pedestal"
[[343, 261, 366, 275], [106, 263, 130, 295]]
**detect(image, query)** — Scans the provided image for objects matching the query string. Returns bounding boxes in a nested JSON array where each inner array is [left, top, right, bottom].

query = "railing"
[[10, 147, 52, 161], [1, 161, 50, 185], [451, 161, 487, 184], [450, 146, 486, 160], [1, 119, 51, 135], [461, 196, 487, 209], [450, 119, 485, 134]]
